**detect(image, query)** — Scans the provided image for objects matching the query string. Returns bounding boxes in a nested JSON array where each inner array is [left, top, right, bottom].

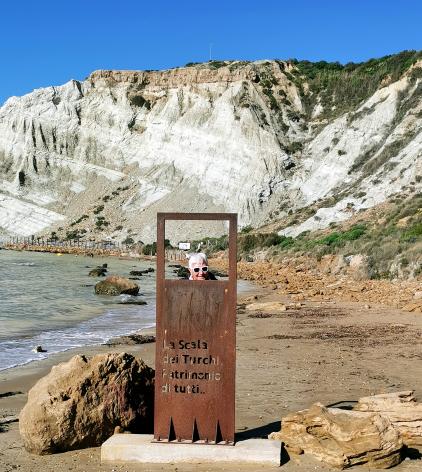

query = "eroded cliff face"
[[0, 57, 421, 241]]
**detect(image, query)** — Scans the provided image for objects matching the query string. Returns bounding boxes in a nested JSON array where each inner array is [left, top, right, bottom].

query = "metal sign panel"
[[178, 242, 191, 250], [155, 213, 237, 445]]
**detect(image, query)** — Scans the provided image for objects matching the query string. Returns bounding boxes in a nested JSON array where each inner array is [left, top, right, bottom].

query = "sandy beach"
[[1, 276, 422, 471]]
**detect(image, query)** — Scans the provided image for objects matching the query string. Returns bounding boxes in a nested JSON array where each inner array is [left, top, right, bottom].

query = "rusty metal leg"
[[192, 418, 200, 443]]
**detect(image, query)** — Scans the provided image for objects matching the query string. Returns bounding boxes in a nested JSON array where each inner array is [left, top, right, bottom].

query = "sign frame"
[[154, 212, 237, 445]]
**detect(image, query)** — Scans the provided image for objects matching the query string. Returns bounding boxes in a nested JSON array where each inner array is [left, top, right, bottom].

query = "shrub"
[[342, 225, 366, 241], [65, 230, 80, 240], [315, 225, 366, 247], [142, 242, 157, 255], [317, 232, 342, 246], [140, 239, 171, 255], [241, 225, 253, 234], [72, 214, 89, 225], [239, 234, 260, 253], [95, 216, 109, 229], [208, 61, 227, 69], [292, 50, 422, 119], [262, 233, 283, 247], [401, 223, 422, 242], [238, 232, 288, 252], [278, 236, 294, 249], [190, 236, 229, 253]]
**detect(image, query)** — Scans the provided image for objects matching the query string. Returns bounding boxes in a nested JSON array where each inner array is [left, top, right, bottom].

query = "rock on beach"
[[269, 403, 402, 469], [355, 391, 422, 447], [19, 352, 154, 454], [95, 275, 139, 295]]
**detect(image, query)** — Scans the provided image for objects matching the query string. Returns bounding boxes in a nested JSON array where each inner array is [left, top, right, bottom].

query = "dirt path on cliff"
[[1, 287, 422, 471]]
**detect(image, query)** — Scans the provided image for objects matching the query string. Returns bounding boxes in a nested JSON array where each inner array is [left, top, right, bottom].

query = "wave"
[[0, 302, 156, 372], [10, 262, 36, 266]]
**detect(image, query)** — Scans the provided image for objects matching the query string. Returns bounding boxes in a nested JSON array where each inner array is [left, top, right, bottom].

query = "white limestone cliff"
[[0, 58, 420, 242]]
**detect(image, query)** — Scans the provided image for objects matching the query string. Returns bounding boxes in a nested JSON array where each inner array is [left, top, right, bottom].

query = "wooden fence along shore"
[[0, 237, 186, 261]]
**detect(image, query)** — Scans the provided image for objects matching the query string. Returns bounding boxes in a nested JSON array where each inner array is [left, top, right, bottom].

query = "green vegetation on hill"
[[288, 50, 422, 119], [284, 194, 421, 278], [200, 194, 421, 280]]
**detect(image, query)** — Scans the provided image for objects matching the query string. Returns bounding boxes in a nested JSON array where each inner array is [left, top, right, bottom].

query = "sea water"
[[0, 250, 163, 371]]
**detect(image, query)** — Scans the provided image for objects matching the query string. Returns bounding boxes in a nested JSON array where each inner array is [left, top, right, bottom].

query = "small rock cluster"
[[212, 256, 422, 313]]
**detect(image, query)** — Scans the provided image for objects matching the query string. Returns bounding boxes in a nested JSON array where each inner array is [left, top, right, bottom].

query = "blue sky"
[[0, 0, 421, 104]]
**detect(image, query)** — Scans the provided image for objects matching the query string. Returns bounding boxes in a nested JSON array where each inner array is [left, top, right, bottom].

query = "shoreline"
[[1, 243, 155, 259], [1, 243, 185, 262], [0, 324, 157, 395]]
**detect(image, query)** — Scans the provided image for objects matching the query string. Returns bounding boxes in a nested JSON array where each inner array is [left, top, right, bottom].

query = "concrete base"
[[101, 434, 281, 465]]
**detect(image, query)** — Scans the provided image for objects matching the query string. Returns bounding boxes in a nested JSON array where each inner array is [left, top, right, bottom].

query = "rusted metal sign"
[[154, 213, 237, 445]]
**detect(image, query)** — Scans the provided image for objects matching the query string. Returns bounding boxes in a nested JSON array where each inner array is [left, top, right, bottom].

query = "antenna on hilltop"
[[209, 43, 213, 61]]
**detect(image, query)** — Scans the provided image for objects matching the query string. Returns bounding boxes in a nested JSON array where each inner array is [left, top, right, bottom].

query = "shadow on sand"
[[236, 421, 290, 465]]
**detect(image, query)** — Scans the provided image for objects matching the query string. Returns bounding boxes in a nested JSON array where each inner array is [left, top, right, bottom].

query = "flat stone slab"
[[101, 434, 281, 465]]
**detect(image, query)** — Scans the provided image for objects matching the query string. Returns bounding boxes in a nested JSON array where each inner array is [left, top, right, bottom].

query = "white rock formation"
[[0, 58, 420, 241]]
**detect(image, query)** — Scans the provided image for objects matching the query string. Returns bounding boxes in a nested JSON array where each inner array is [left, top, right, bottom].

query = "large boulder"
[[355, 391, 422, 447], [269, 403, 402, 469], [95, 275, 139, 295], [19, 352, 154, 454]]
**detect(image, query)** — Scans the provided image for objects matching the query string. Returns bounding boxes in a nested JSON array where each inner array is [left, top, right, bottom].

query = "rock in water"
[[355, 391, 422, 447], [89, 266, 107, 277], [174, 266, 190, 278], [129, 268, 155, 276], [19, 353, 154, 454], [106, 334, 155, 346], [95, 275, 139, 295], [32, 345, 47, 353], [269, 403, 402, 469], [117, 294, 147, 305]]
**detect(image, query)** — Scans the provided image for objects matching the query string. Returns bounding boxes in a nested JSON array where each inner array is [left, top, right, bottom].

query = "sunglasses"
[[193, 266, 208, 273]]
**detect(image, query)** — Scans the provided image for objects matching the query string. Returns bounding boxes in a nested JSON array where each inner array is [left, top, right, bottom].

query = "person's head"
[[188, 252, 209, 280]]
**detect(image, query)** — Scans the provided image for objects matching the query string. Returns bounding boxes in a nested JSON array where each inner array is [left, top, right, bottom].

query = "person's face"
[[189, 260, 209, 280]]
